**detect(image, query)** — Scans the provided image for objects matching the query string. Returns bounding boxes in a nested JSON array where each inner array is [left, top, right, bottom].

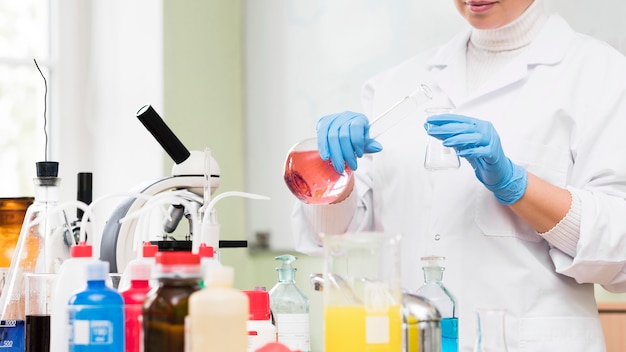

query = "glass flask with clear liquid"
[[0, 162, 72, 352], [283, 84, 433, 205], [414, 256, 458, 352]]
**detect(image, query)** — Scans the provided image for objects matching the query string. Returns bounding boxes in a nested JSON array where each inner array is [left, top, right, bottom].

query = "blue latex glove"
[[425, 114, 528, 204], [316, 111, 383, 174]]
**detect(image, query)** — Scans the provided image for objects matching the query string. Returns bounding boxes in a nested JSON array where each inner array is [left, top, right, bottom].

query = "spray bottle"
[[268, 255, 310, 352], [414, 256, 458, 352]]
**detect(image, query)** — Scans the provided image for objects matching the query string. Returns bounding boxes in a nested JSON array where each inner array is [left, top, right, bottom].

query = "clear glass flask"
[[0, 162, 71, 351], [414, 256, 458, 352], [283, 84, 433, 205], [424, 107, 461, 170], [268, 254, 310, 352]]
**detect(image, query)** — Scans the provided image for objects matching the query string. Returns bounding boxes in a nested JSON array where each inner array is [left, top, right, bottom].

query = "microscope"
[[99, 105, 245, 273]]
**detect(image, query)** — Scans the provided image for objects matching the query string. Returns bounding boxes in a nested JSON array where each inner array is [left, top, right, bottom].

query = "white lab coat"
[[292, 14, 626, 351]]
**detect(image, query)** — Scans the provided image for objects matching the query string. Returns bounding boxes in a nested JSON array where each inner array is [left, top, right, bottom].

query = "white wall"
[[55, 0, 164, 244]]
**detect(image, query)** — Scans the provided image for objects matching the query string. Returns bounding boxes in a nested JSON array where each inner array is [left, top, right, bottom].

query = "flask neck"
[[423, 266, 444, 283], [277, 268, 295, 283], [33, 177, 61, 203]]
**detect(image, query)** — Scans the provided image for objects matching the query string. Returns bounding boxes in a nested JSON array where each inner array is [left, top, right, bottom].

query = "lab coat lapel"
[[426, 15, 573, 106]]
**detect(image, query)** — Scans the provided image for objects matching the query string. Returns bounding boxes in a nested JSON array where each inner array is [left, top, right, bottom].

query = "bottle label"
[[68, 306, 124, 350], [71, 320, 114, 345], [275, 313, 310, 350]]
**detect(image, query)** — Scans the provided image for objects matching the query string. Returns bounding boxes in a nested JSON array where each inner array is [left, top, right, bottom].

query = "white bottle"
[[188, 265, 248, 352], [244, 289, 277, 351], [49, 242, 100, 352]]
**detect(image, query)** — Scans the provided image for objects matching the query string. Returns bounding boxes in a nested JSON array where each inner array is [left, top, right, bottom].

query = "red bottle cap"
[[198, 244, 214, 258], [155, 251, 200, 266], [70, 241, 92, 258], [142, 241, 159, 257], [243, 290, 271, 320]]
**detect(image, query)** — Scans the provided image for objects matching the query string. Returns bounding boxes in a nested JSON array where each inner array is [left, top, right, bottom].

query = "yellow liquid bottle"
[[324, 304, 402, 351]]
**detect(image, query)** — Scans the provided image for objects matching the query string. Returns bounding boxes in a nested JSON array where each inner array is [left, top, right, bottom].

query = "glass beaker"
[[322, 232, 403, 351], [25, 273, 55, 352], [284, 84, 433, 205], [0, 198, 34, 268], [424, 107, 461, 171], [473, 308, 508, 352]]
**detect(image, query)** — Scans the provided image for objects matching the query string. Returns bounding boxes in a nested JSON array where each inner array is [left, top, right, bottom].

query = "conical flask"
[[283, 84, 432, 204], [415, 256, 458, 352], [0, 162, 72, 351]]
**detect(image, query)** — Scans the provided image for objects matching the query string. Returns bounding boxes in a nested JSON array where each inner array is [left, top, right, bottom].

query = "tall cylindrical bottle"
[[0, 161, 70, 352], [142, 251, 201, 352], [188, 265, 248, 352], [120, 260, 152, 352], [414, 256, 458, 352], [50, 242, 99, 352], [68, 260, 125, 352], [268, 255, 310, 352]]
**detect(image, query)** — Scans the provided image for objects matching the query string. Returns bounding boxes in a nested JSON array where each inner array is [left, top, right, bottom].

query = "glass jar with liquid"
[[322, 232, 403, 352], [142, 251, 201, 352], [0, 198, 34, 268]]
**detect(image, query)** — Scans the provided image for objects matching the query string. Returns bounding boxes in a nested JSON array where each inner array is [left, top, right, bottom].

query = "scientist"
[[290, 0, 626, 350]]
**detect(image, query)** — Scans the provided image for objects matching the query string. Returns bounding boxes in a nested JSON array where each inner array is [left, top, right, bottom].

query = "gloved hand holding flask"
[[316, 111, 383, 174], [425, 114, 528, 205]]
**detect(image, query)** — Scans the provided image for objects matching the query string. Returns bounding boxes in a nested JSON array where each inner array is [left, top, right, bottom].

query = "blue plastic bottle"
[[68, 261, 124, 352]]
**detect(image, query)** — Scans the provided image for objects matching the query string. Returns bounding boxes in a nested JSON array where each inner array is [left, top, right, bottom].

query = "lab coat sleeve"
[[546, 52, 626, 292]]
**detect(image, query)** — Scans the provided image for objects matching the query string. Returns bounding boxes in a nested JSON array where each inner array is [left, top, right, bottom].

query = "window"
[[0, 0, 51, 196]]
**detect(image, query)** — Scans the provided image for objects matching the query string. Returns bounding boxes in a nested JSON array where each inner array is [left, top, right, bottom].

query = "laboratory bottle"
[[118, 241, 158, 292], [187, 265, 248, 352], [268, 255, 310, 352], [244, 289, 276, 352], [50, 242, 99, 352], [415, 256, 458, 352], [198, 244, 221, 288], [0, 161, 70, 352], [142, 251, 201, 352], [68, 260, 125, 352], [120, 260, 152, 352]]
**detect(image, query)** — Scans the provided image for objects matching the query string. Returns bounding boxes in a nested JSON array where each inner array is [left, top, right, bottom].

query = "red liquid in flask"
[[284, 149, 353, 205]]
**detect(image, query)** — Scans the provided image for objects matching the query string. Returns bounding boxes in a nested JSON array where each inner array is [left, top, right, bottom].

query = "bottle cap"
[[142, 242, 159, 257], [129, 261, 152, 281], [86, 261, 109, 281], [70, 241, 93, 258], [243, 290, 271, 320], [155, 251, 200, 266], [198, 244, 214, 258], [204, 265, 234, 288], [36, 161, 59, 177]]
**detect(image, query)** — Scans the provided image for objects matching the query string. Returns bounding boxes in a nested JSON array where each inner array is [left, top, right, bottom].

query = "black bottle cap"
[[36, 161, 59, 178]]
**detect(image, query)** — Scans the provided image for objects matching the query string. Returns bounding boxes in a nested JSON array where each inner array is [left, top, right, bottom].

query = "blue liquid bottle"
[[415, 256, 458, 352], [68, 261, 124, 352]]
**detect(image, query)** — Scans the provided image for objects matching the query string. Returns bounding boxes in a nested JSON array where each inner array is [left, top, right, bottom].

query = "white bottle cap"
[[129, 260, 152, 281], [204, 265, 234, 287], [86, 261, 109, 281]]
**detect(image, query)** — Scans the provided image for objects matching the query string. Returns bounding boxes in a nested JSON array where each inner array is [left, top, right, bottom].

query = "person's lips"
[[465, 1, 497, 13]]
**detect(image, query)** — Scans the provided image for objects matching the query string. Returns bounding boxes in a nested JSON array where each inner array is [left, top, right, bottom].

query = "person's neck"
[[470, 0, 547, 52]]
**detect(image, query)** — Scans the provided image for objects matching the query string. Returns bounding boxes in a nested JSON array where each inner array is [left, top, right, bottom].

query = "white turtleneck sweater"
[[466, 0, 547, 93], [466, 0, 582, 257]]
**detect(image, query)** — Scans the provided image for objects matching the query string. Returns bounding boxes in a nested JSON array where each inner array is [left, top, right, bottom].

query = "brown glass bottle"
[[0, 198, 34, 268], [143, 251, 201, 352]]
